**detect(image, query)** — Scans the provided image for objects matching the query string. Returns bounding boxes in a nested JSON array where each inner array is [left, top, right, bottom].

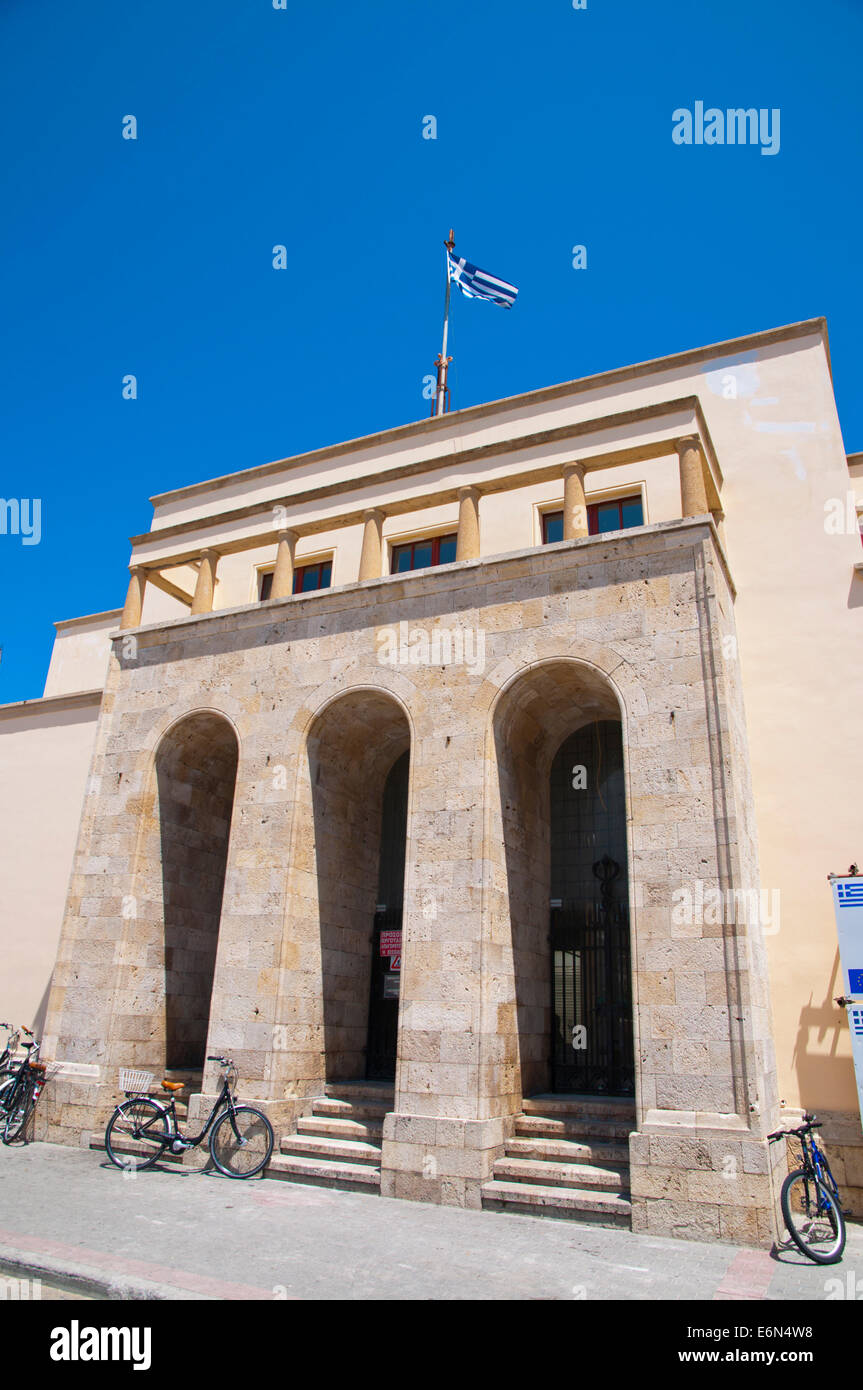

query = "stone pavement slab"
[[0, 1143, 860, 1301]]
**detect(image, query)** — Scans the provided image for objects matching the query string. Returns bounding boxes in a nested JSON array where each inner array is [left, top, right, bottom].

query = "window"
[[543, 511, 564, 545], [542, 493, 644, 544], [259, 560, 332, 601], [390, 532, 457, 574], [292, 561, 332, 594]]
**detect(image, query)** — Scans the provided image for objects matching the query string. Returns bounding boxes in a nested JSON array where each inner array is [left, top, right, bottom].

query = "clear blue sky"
[[1, 0, 861, 702]]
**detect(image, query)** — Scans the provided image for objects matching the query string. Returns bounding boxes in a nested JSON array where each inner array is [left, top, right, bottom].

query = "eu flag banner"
[[447, 251, 518, 308]]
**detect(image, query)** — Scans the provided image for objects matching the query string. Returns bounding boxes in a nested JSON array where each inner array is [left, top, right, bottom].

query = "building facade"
[[3, 317, 862, 1244]]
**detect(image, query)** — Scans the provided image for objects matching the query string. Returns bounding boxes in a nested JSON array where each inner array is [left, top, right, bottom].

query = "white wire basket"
[[118, 1068, 153, 1095]]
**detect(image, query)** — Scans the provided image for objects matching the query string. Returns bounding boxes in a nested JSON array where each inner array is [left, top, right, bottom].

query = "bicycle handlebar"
[[768, 1119, 822, 1141], [207, 1055, 232, 1066]]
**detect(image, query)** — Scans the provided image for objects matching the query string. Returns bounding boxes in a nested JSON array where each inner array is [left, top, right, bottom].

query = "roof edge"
[[148, 317, 829, 511]]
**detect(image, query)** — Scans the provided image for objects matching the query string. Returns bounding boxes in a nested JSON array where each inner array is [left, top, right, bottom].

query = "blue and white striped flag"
[[447, 250, 518, 309]]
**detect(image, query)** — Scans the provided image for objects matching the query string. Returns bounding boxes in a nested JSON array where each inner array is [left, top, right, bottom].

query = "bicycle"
[[0, 1023, 21, 1100], [769, 1113, 848, 1264], [104, 1055, 275, 1178], [0, 1023, 22, 1120], [1, 1028, 47, 1144]]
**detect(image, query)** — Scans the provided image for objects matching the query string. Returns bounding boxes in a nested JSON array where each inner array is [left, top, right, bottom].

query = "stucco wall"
[[0, 694, 102, 1029]]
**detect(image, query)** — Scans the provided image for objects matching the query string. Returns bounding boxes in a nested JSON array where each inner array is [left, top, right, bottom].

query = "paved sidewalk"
[[0, 1143, 860, 1300]]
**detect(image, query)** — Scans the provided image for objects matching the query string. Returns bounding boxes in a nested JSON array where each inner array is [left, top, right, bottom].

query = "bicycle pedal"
[[170, 1139, 190, 1153]]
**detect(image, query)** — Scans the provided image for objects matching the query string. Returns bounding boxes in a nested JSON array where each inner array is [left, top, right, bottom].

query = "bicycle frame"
[[126, 1073, 239, 1148], [0, 1024, 20, 1074], [792, 1125, 840, 1212], [807, 1132, 837, 1192], [1, 1042, 45, 1133]]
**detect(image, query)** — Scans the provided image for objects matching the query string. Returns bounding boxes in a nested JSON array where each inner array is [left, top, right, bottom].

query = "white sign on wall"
[[829, 873, 863, 1133]]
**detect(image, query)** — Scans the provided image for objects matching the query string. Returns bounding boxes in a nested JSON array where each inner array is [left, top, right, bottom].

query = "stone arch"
[[117, 710, 239, 1075], [277, 685, 413, 1091], [483, 657, 631, 1103]]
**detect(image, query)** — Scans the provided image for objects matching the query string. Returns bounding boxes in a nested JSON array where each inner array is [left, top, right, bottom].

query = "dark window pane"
[[394, 548, 413, 573], [620, 497, 643, 529], [438, 536, 457, 565], [412, 542, 433, 569], [596, 502, 621, 533], [290, 561, 333, 594], [544, 512, 564, 544], [260, 571, 273, 601]]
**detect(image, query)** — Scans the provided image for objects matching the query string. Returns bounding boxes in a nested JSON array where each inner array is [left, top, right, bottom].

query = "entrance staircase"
[[481, 1094, 634, 1227], [266, 1080, 392, 1192]]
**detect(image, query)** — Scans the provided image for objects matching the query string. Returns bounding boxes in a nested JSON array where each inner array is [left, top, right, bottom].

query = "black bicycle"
[[0, 1023, 21, 1098], [104, 1056, 274, 1178], [1, 1028, 46, 1144], [769, 1113, 847, 1264]]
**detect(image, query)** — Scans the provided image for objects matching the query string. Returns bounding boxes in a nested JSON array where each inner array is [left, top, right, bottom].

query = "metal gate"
[[551, 860, 634, 1095], [366, 906, 401, 1080]]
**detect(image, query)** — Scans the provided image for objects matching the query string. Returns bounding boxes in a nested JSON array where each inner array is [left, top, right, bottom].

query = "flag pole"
[[433, 228, 455, 418]]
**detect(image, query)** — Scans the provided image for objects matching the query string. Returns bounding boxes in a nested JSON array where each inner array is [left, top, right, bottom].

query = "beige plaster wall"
[[43, 611, 121, 698], [0, 694, 102, 1029]]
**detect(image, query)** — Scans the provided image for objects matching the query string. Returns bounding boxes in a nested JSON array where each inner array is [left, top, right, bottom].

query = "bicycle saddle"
[[161, 1080, 184, 1092]]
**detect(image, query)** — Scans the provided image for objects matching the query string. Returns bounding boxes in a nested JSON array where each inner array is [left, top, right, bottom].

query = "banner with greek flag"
[[830, 872, 863, 1131], [447, 250, 518, 309]]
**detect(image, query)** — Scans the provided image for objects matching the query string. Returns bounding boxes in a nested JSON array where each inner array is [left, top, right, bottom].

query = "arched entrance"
[[304, 690, 411, 1084], [366, 749, 409, 1079], [154, 712, 238, 1071], [549, 720, 633, 1095], [492, 660, 634, 1102]]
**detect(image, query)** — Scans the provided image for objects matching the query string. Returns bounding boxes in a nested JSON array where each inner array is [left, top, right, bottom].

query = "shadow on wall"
[[31, 976, 52, 1036], [157, 714, 239, 1072], [307, 689, 411, 1084], [791, 949, 856, 1112]]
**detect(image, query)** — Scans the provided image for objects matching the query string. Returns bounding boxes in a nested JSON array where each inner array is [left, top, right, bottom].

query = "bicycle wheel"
[[780, 1167, 846, 1264], [104, 1097, 170, 1172], [209, 1105, 274, 1178], [3, 1077, 35, 1144]]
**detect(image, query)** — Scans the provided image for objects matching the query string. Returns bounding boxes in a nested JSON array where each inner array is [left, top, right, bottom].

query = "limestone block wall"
[[40, 517, 783, 1241]]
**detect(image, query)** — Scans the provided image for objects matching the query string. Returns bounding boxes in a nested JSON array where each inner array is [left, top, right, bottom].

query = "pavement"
[[0, 1141, 861, 1301]]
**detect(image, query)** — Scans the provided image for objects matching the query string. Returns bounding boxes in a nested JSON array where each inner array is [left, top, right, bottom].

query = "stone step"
[[515, 1114, 633, 1143], [523, 1094, 636, 1121], [296, 1115, 383, 1142], [312, 1097, 391, 1121], [280, 1133, 381, 1166], [493, 1157, 628, 1192], [265, 1154, 381, 1191], [324, 1081, 394, 1103], [481, 1179, 632, 1226], [507, 1135, 630, 1167]]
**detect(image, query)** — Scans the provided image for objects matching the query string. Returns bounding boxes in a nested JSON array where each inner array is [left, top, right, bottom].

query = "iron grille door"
[[551, 899, 634, 1095], [366, 907, 401, 1080]]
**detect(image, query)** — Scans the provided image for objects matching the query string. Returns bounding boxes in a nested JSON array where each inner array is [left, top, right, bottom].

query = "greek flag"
[[447, 250, 518, 309]]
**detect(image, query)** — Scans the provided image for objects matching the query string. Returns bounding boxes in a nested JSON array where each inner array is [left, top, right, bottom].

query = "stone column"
[[563, 462, 589, 539], [120, 566, 148, 630], [191, 548, 220, 615], [455, 487, 481, 561], [358, 509, 385, 581], [270, 529, 299, 600], [677, 437, 709, 517]]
